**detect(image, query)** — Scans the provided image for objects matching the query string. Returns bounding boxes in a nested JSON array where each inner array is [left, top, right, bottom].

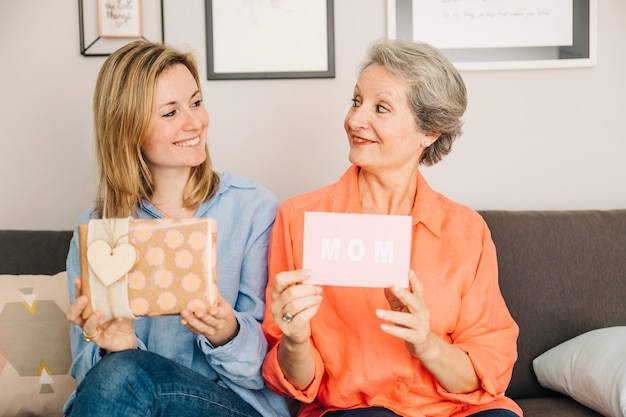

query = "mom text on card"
[[320, 238, 396, 263], [302, 212, 412, 288]]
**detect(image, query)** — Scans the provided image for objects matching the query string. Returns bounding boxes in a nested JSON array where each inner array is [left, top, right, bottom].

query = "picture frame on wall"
[[387, 0, 597, 70], [79, 0, 164, 57], [97, 0, 143, 38], [205, 0, 335, 80]]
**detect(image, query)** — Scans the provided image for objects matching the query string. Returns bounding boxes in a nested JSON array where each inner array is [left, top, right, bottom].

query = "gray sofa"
[[1, 209, 625, 416]]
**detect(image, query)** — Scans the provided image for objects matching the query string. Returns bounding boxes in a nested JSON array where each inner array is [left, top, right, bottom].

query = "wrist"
[[412, 332, 440, 361], [207, 315, 240, 347], [280, 336, 312, 356]]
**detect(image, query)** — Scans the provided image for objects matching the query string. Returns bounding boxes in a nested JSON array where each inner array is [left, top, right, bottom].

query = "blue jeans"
[[469, 410, 520, 417], [324, 407, 519, 417], [324, 408, 401, 416], [65, 349, 261, 417]]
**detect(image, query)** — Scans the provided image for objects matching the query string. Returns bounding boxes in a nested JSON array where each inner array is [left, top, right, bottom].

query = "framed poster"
[[206, 0, 335, 80], [98, 0, 142, 38], [387, 0, 597, 70], [79, 0, 164, 57]]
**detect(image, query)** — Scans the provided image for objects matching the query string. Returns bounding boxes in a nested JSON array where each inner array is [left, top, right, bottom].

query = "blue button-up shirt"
[[64, 172, 289, 416]]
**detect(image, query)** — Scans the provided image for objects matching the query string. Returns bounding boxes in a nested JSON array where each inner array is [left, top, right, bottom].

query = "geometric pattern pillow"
[[0, 272, 76, 417]]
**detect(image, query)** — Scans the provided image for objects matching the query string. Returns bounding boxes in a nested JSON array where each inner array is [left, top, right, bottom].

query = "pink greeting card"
[[302, 212, 412, 288]]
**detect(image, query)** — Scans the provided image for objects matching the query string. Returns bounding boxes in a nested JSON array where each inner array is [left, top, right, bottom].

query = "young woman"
[[65, 40, 289, 417]]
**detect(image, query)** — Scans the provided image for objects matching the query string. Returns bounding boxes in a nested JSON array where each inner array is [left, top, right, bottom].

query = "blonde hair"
[[93, 40, 219, 218], [360, 39, 467, 166]]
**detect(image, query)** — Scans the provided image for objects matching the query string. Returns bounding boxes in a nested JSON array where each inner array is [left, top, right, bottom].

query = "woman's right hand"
[[270, 269, 322, 345], [66, 277, 137, 352], [270, 270, 322, 389]]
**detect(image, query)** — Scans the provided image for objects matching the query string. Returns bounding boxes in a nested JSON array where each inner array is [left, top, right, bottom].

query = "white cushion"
[[533, 326, 626, 417]]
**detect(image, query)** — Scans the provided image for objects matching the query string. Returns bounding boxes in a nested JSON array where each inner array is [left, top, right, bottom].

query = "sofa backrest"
[[479, 210, 626, 399], [0, 230, 73, 275], [2, 211, 625, 401]]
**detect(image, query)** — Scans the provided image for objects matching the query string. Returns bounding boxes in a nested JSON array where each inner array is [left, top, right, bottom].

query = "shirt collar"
[[138, 171, 252, 218], [332, 165, 443, 237], [411, 171, 443, 237]]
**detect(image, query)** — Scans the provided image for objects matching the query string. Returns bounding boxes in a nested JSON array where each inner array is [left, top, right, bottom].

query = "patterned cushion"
[[0, 272, 75, 417]]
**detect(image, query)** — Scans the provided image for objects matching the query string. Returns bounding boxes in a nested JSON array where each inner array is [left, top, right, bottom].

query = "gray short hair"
[[360, 39, 467, 165]]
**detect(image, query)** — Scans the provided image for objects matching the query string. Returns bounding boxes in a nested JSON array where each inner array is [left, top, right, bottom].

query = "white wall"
[[1, 1, 625, 231]]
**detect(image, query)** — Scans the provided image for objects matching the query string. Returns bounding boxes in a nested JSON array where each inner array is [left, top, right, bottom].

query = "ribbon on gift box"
[[85, 217, 137, 321]]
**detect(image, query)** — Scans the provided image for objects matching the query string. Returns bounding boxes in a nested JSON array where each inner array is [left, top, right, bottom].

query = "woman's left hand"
[[377, 270, 481, 393], [180, 291, 239, 347], [377, 270, 433, 358]]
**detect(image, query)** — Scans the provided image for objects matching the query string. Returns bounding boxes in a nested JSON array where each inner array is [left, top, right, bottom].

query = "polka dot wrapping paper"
[[78, 218, 217, 319]]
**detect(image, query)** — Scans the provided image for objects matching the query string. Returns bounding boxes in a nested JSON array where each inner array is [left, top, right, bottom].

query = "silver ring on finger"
[[282, 312, 293, 323]]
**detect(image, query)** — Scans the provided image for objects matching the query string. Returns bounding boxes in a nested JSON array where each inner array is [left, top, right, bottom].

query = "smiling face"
[[344, 63, 433, 176], [141, 64, 208, 176]]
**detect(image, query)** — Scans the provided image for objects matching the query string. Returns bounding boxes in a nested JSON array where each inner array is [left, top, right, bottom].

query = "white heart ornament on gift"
[[87, 240, 137, 287]]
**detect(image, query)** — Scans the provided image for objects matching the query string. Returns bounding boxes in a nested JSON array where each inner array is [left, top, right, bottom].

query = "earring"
[[423, 140, 430, 147]]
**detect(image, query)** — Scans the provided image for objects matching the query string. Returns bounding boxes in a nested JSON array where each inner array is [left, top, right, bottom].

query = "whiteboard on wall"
[[387, 0, 597, 70]]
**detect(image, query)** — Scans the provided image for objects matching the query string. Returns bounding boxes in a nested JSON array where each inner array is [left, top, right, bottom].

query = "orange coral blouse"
[[262, 166, 522, 417]]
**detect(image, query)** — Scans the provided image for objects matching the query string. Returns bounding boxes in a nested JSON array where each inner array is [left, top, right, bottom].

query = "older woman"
[[262, 39, 522, 417]]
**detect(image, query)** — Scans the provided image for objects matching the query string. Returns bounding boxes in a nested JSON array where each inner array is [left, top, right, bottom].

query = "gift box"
[[79, 217, 217, 320]]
